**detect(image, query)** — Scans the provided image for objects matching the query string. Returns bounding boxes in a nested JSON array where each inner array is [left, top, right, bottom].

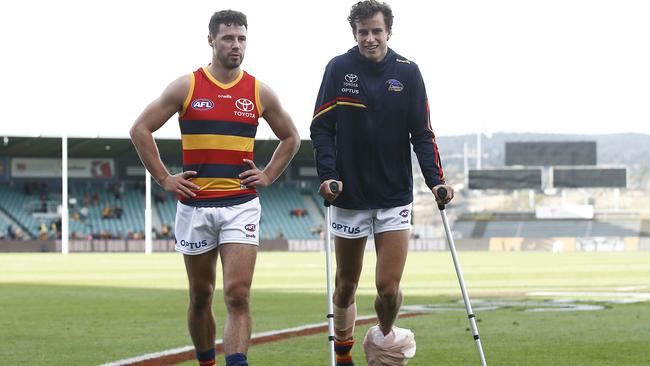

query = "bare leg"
[[219, 243, 257, 355], [184, 248, 219, 352], [374, 229, 409, 335], [332, 236, 367, 309]]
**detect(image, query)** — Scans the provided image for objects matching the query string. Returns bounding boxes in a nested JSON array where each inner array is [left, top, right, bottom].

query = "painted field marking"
[[102, 291, 649, 366], [528, 291, 650, 301], [99, 312, 426, 366]]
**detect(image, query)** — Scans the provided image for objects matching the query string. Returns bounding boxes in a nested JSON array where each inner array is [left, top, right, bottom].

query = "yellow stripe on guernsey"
[[191, 178, 242, 191], [312, 100, 366, 120], [202, 67, 244, 89], [337, 101, 365, 108], [255, 79, 264, 116], [179, 73, 196, 118], [181, 134, 254, 152]]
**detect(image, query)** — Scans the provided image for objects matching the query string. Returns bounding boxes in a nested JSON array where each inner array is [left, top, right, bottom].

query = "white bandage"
[[333, 303, 357, 340], [363, 325, 416, 366]]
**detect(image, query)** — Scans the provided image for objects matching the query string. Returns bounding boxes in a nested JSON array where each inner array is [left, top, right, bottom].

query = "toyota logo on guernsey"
[[399, 209, 410, 218], [345, 74, 358, 83], [235, 98, 255, 112], [191, 99, 214, 110], [234, 98, 256, 119]]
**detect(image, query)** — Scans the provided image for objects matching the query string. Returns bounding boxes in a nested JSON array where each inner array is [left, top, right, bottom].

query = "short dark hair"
[[348, 1, 393, 33], [209, 10, 248, 36]]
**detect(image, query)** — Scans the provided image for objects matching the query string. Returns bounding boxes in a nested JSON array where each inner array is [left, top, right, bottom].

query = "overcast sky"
[[1, 0, 648, 140]]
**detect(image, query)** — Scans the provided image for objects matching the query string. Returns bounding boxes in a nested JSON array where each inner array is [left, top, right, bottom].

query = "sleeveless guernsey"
[[178, 67, 263, 207]]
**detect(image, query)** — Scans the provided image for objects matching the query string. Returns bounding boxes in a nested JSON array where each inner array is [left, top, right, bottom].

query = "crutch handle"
[[324, 181, 340, 207], [436, 187, 447, 210], [329, 181, 339, 193]]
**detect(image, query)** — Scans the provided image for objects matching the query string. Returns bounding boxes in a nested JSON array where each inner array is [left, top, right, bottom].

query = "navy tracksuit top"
[[310, 46, 445, 210]]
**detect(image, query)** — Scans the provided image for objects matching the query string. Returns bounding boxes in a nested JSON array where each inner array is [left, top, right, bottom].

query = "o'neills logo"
[[245, 224, 256, 232]]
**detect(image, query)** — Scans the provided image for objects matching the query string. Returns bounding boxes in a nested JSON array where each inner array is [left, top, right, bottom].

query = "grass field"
[[1, 251, 649, 365]]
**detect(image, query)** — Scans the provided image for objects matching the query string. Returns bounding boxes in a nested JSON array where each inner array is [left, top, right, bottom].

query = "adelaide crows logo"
[[386, 79, 404, 92]]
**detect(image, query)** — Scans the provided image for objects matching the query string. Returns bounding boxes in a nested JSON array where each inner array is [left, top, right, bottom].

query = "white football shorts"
[[174, 197, 261, 255], [330, 203, 412, 239]]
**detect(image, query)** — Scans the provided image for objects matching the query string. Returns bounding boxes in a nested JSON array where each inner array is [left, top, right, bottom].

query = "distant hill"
[[432, 133, 650, 189]]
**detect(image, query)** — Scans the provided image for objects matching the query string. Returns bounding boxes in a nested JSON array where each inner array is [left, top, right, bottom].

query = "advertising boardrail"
[[1, 237, 648, 253]]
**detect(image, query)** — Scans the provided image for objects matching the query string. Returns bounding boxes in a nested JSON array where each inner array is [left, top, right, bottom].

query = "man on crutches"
[[311, 2, 453, 364]]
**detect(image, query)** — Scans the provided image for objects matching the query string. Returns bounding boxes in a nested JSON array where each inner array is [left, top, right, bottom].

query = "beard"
[[218, 52, 244, 69]]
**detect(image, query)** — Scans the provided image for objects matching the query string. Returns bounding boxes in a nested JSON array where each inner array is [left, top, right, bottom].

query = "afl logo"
[[191, 99, 214, 110], [235, 98, 255, 112], [245, 224, 256, 232], [345, 74, 358, 83], [399, 209, 410, 218]]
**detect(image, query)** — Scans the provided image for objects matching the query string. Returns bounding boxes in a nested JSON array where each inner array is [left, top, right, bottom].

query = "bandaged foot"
[[363, 325, 416, 366]]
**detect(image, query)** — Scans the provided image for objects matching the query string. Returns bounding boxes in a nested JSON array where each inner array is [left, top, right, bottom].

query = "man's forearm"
[[262, 135, 300, 183], [129, 126, 170, 185]]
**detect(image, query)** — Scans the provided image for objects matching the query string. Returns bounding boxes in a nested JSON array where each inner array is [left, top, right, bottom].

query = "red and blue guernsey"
[[178, 67, 262, 207], [310, 47, 445, 210]]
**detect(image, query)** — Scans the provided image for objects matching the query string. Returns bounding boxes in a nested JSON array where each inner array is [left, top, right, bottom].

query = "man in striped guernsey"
[[310, 1, 454, 365], [130, 10, 300, 366]]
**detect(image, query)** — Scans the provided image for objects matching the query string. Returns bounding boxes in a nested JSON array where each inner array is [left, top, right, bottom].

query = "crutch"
[[437, 187, 487, 366], [324, 181, 339, 366]]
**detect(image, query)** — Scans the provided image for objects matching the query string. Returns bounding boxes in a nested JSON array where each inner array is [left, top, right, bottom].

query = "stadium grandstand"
[[1, 135, 649, 253], [0, 137, 325, 251]]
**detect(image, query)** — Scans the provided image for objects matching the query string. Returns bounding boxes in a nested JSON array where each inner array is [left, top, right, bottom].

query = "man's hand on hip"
[[240, 159, 273, 188], [160, 171, 200, 198]]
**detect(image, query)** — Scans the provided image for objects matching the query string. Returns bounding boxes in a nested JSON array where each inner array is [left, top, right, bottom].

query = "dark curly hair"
[[347, 1, 394, 33], [209, 10, 248, 36]]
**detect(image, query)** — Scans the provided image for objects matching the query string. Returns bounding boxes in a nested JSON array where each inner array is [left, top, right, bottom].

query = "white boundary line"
[[100, 291, 650, 366], [528, 291, 650, 299], [616, 285, 650, 291], [99, 314, 380, 366]]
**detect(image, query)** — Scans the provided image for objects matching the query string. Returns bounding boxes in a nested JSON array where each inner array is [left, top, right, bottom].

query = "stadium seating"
[[456, 218, 641, 238], [0, 183, 51, 238], [68, 182, 144, 238], [483, 221, 520, 237], [588, 220, 640, 237], [258, 185, 319, 239], [4, 180, 643, 242]]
